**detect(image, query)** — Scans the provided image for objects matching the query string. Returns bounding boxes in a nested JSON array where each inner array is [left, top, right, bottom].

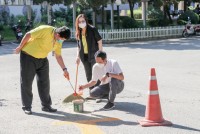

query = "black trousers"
[[82, 54, 99, 94], [82, 55, 95, 82], [20, 52, 52, 109]]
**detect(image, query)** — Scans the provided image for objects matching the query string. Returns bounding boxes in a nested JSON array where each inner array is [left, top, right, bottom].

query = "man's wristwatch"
[[106, 72, 109, 77], [63, 68, 67, 71]]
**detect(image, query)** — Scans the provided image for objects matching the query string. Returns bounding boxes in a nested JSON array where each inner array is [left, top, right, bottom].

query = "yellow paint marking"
[[77, 117, 119, 124], [53, 117, 120, 134], [76, 123, 104, 134]]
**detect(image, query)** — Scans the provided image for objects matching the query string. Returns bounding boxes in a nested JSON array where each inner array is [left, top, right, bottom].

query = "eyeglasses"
[[78, 20, 86, 24]]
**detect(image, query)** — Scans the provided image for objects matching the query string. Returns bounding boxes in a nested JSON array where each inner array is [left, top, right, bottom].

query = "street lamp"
[[115, 0, 121, 29]]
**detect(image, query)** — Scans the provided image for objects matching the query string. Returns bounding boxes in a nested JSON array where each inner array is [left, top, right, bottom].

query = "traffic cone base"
[[139, 119, 172, 127]]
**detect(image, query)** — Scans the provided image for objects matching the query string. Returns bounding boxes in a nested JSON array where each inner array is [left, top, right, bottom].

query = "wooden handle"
[[74, 64, 79, 93]]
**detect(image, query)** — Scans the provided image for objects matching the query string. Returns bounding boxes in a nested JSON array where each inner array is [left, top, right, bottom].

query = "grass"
[[127, 8, 142, 16]]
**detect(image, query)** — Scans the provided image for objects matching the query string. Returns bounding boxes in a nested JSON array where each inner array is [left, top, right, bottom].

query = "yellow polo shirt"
[[22, 25, 62, 58]]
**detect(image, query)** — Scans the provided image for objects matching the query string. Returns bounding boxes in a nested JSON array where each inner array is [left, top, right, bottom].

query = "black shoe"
[[23, 108, 32, 115], [103, 102, 115, 110], [42, 106, 57, 112]]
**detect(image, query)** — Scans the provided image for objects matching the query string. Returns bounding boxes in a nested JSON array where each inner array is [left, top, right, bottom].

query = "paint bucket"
[[73, 99, 84, 112]]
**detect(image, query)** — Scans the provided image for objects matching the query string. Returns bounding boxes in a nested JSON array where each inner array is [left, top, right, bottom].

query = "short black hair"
[[94, 50, 107, 60], [56, 26, 71, 40]]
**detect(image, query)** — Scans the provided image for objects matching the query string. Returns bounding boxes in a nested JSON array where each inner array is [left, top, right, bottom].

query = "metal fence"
[[70, 26, 184, 41]]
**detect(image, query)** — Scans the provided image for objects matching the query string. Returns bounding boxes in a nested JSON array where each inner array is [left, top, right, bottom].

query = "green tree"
[[33, 0, 63, 24], [77, 0, 109, 27], [33, 0, 63, 4], [124, 0, 140, 19]]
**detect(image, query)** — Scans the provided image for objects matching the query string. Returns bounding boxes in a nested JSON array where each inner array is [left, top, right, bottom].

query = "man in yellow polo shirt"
[[14, 25, 71, 115]]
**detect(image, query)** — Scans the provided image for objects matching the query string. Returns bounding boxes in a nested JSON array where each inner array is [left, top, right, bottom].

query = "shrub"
[[148, 19, 159, 27], [177, 20, 187, 25], [178, 10, 199, 24], [134, 13, 142, 19], [15, 15, 26, 28], [55, 19, 66, 27], [148, 18, 170, 27], [147, 5, 171, 27], [121, 16, 139, 28], [41, 15, 48, 24]]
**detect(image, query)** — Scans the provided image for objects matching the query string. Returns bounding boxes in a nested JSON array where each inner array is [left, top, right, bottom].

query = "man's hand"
[[14, 46, 22, 54], [63, 70, 70, 80], [100, 75, 107, 82], [77, 88, 83, 95], [79, 85, 85, 90]]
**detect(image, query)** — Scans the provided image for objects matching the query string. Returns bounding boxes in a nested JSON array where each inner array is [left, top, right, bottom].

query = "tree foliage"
[[63, 0, 76, 6], [33, 0, 63, 5], [178, 10, 199, 24]]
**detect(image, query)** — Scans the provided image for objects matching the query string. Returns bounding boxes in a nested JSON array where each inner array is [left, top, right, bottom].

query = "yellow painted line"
[[77, 117, 120, 124], [53, 117, 120, 125], [53, 117, 120, 134], [75, 123, 104, 134]]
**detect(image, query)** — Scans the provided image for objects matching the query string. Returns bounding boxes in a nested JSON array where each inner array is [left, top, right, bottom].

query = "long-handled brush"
[[63, 64, 84, 103]]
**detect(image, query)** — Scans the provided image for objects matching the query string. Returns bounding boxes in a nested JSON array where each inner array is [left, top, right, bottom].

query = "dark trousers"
[[90, 78, 124, 103], [82, 54, 97, 94], [20, 52, 52, 109]]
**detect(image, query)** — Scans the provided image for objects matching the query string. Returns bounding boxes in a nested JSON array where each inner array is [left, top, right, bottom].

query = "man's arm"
[[55, 54, 70, 80], [107, 73, 124, 80], [14, 33, 31, 54], [79, 80, 97, 90]]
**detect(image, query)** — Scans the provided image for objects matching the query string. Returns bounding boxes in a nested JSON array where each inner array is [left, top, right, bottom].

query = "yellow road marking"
[[53, 117, 120, 134], [76, 123, 104, 134]]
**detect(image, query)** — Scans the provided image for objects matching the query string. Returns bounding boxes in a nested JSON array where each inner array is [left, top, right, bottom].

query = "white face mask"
[[79, 22, 86, 29], [96, 63, 104, 68]]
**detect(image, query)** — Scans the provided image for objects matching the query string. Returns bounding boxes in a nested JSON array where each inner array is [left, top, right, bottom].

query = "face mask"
[[96, 63, 104, 68], [57, 39, 64, 44], [79, 22, 86, 29]]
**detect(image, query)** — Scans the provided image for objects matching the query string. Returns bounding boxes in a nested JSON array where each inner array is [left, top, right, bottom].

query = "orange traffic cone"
[[139, 68, 172, 127]]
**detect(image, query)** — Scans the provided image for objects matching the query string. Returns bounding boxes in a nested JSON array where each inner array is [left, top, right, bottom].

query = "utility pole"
[[73, 2, 76, 30], [111, 0, 114, 29], [141, 0, 149, 27]]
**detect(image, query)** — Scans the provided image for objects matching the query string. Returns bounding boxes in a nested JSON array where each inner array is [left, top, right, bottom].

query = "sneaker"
[[42, 106, 57, 112], [85, 96, 96, 101], [23, 108, 32, 115], [96, 99, 102, 103], [103, 102, 115, 110]]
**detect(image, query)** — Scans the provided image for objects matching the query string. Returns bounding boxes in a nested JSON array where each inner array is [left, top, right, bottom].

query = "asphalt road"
[[0, 37, 200, 134]]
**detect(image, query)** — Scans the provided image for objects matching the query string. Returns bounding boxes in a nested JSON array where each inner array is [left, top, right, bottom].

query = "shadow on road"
[[32, 110, 138, 126], [115, 102, 145, 117], [171, 123, 200, 133]]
